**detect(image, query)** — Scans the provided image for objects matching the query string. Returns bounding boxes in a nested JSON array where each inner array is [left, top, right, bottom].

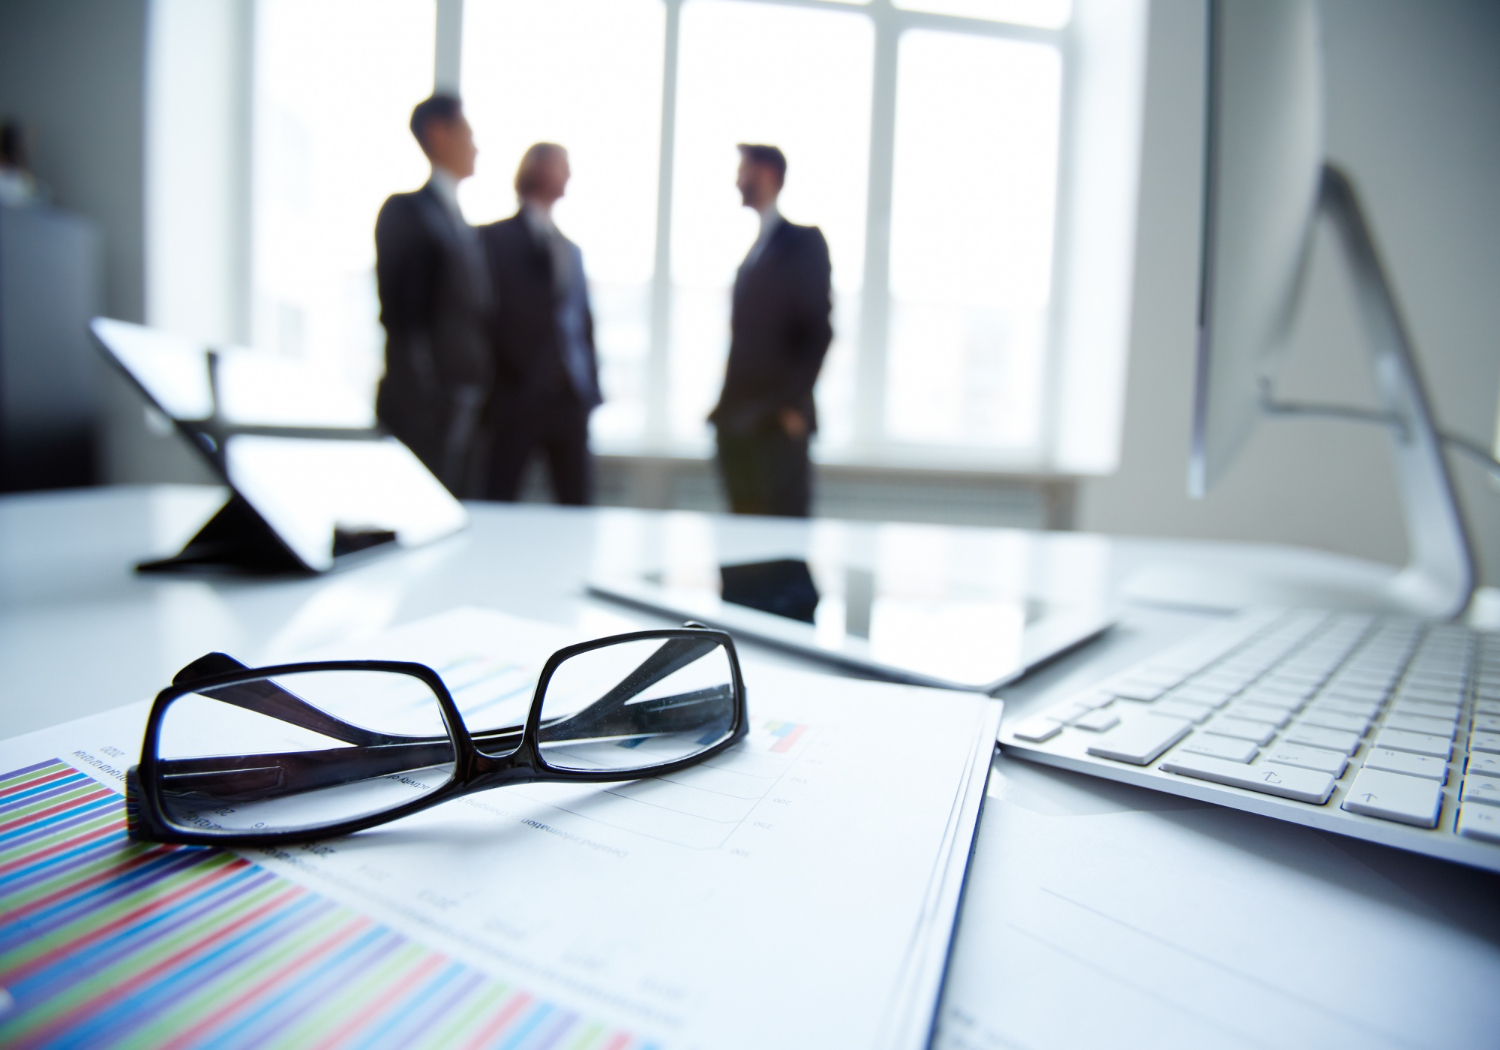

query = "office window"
[[460, 0, 665, 443], [250, 0, 436, 398], [892, 0, 1071, 29], [243, 0, 1137, 475], [885, 31, 1061, 450], [670, 1, 873, 448]]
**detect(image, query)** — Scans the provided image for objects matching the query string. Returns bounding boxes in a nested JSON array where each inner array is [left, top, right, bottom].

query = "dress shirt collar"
[[521, 199, 557, 240], [757, 202, 782, 240], [743, 202, 782, 269], [426, 167, 465, 223]]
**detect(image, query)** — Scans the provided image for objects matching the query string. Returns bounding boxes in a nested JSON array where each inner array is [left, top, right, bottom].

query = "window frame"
[[442, 0, 1079, 471]]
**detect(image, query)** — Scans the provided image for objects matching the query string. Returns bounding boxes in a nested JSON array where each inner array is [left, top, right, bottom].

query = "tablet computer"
[[91, 318, 466, 574], [589, 551, 1114, 693]]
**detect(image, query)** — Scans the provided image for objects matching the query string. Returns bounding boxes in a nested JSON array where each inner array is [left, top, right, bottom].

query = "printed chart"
[[399, 644, 818, 853], [0, 759, 654, 1050], [510, 717, 815, 851]]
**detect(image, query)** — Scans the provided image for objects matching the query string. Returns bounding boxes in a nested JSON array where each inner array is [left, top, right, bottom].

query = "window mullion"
[[647, 0, 684, 449], [1036, 17, 1078, 471], [434, 0, 464, 92], [853, 1, 900, 455]]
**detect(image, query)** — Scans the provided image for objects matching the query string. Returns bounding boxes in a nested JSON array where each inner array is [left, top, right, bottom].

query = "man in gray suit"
[[374, 95, 493, 496], [479, 143, 602, 504]]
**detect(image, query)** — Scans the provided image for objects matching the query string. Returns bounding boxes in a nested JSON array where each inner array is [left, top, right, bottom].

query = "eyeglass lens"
[[154, 669, 456, 835], [537, 635, 738, 772]]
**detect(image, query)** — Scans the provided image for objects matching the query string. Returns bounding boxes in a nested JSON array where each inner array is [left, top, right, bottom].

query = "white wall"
[[1078, 0, 1500, 587]]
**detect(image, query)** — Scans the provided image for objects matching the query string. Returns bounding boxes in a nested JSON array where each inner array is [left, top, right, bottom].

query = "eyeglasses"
[[127, 626, 747, 846]]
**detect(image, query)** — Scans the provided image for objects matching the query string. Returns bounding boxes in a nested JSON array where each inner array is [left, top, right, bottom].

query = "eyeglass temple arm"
[[173, 632, 724, 750], [172, 653, 408, 747], [157, 637, 733, 804], [157, 678, 733, 805], [539, 634, 732, 742], [156, 681, 730, 803], [156, 732, 483, 802]]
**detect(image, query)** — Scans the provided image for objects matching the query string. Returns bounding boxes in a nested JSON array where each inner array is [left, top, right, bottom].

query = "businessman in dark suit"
[[373, 94, 493, 496], [478, 143, 602, 504], [709, 144, 833, 517]]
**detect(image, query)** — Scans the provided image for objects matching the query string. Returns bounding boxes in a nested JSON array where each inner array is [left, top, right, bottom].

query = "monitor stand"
[[1127, 164, 1477, 620]]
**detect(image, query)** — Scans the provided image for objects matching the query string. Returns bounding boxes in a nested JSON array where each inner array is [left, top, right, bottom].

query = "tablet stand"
[[136, 495, 307, 575]]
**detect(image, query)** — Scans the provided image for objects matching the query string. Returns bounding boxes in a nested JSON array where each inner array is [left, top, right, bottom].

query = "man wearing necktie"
[[478, 143, 603, 504], [709, 144, 833, 517], [374, 95, 493, 496]]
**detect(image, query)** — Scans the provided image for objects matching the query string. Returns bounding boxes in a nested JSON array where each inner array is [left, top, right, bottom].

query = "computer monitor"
[[1179, 0, 1477, 618]]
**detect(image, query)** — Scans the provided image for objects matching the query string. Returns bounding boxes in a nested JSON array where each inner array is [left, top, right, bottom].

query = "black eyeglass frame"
[[127, 626, 749, 846]]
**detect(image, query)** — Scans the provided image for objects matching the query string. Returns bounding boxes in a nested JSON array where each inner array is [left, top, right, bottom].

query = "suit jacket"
[[373, 183, 493, 488], [709, 219, 833, 436], [479, 212, 602, 408]]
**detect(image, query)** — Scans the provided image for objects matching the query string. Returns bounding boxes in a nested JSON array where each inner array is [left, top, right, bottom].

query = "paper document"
[[0, 607, 999, 1049], [935, 758, 1500, 1050]]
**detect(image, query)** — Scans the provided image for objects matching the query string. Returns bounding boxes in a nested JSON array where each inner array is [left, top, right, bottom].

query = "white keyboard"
[[999, 609, 1500, 872]]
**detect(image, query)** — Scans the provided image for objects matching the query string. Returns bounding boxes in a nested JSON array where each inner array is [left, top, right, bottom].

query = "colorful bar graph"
[[765, 721, 808, 754], [0, 759, 653, 1050]]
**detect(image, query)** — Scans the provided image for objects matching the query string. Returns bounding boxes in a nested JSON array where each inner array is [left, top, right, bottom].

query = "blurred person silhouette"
[[374, 94, 493, 496], [478, 143, 602, 505], [709, 144, 832, 517], [0, 120, 43, 206]]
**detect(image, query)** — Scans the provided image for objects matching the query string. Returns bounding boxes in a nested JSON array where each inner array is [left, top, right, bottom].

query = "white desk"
[[2, 485, 1496, 1048]]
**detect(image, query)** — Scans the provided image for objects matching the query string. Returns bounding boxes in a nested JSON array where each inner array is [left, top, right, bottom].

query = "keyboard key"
[[1285, 724, 1361, 755], [1236, 689, 1304, 712], [1468, 753, 1500, 778], [1383, 712, 1457, 737], [1476, 699, 1500, 715], [1052, 701, 1097, 723], [1341, 768, 1443, 828], [1362, 747, 1447, 783], [1111, 680, 1169, 702], [1173, 684, 1236, 708], [1141, 664, 1199, 683], [1470, 731, 1500, 755], [1299, 709, 1370, 735], [1262, 741, 1348, 776], [1245, 682, 1315, 703], [1391, 697, 1461, 719], [1154, 699, 1215, 724], [1226, 702, 1292, 728], [1312, 696, 1381, 718], [1179, 734, 1258, 763], [1073, 708, 1121, 732], [1474, 714, 1500, 734], [1372, 727, 1453, 760], [1085, 714, 1193, 766], [1406, 670, 1467, 688], [1204, 717, 1277, 745], [1160, 752, 1336, 803], [1324, 684, 1388, 703], [1011, 717, 1062, 743], [1461, 777, 1500, 807], [1458, 803, 1500, 843], [1397, 686, 1464, 706], [1073, 691, 1118, 710]]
